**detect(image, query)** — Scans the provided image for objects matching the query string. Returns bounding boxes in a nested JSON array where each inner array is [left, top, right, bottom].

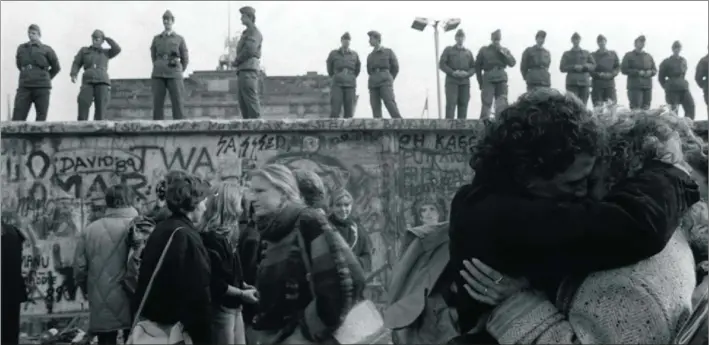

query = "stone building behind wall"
[[106, 70, 337, 120]]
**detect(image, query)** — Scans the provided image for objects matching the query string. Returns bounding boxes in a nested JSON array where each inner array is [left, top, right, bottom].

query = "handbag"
[[126, 227, 192, 345], [294, 223, 386, 344]]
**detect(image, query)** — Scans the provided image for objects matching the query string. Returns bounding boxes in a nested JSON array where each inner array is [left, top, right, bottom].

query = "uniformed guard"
[[696, 48, 709, 107], [366, 31, 402, 118], [520, 30, 551, 92], [234, 6, 263, 119], [327, 32, 360, 118], [150, 10, 189, 120], [590, 34, 620, 106], [560, 32, 596, 106], [70, 30, 121, 121], [659, 41, 695, 119], [621, 35, 657, 110], [475, 29, 516, 119], [12, 24, 60, 122], [439, 29, 475, 119]]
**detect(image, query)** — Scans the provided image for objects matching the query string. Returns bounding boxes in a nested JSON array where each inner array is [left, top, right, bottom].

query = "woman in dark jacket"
[[1, 221, 31, 345], [247, 164, 366, 344], [200, 182, 259, 345], [132, 174, 213, 344], [328, 189, 372, 272]]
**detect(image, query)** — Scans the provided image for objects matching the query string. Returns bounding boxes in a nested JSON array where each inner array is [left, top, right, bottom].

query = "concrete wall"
[[2, 119, 707, 318]]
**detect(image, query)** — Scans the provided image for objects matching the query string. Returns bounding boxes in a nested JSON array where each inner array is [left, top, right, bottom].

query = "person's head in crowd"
[[470, 88, 600, 200], [105, 184, 135, 209], [155, 170, 190, 203], [589, 105, 699, 199], [412, 195, 446, 227], [201, 182, 243, 246], [165, 174, 211, 224], [330, 189, 354, 221], [293, 169, 327, 213], [127, 215, 156, 250], [247, 164, 303, 218]]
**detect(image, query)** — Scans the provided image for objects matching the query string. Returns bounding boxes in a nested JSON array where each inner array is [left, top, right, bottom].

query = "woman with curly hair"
[[200, 182, 258, 345], [131, 174, 213, 344], [448, 89, 700, 343], [461, 105, 706, 344], [247, 164, 366, 344]]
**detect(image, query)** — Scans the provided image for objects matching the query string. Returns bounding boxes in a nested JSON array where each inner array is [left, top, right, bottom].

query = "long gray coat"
[[74, 207, 138, 333]]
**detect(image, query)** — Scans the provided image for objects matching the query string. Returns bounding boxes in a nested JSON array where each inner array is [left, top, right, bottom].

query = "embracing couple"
[[449, 88, 707, 344]]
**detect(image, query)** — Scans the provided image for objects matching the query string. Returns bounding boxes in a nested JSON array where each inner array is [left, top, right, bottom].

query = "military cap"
[[162, 10, 174, 20], [367, 30, 381, 39], [491, 29, 501, 40], [28, 24, 41, 35], [239, 6, 256, 17], [455, 29, 465, 37], [672, 40, 682, 49], [635, 35, 646, 43], [341, 32, 351, 40], [571, 32, 581, 40], [597, 34, 606, 42], [91, 29, 105, 39], [535, 30, 546, 39]]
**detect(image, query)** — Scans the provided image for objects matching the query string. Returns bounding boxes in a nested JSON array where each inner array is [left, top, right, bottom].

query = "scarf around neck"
[[257, 203, 306, 242]]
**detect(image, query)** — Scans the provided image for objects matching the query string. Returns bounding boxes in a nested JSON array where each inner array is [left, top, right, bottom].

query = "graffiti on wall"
[[1, 130, 474, 315]]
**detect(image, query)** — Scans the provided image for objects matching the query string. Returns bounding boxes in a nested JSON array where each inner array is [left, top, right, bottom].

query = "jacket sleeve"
[[466, 50, 476, 78], [73, 231, 89, 288], [47, 47, 60, 79], [236, 30, 261, 64], [439, 47, 455, 76], [204, 236, 229, 301], [648, 55, 658, 77], [486, 278, 673, 344], [150, 36, 157, 63], [389, 50, 400, 79], [175, 231, 212, 344], [354, 53, 362, 77], [105, 37, 122, 59], [584, 51, 596, 72], [16, 46, 22, 70], [520, 48, 530, 80], [179, 37, 189, 71], [501, 162, 699, 276], [658, 59, 669, 88], [611, 51, 621, 78], [356, 224, 372, 272], [695, 57, 707, 87], [504, 48, 516, 67], [559, 52, 572, 73], [326, 51, 336, 77], [475, 49, 484, 87], [621, 52, 637, 76], [70, 48, 83, 79], [299, 211, 352, 341]]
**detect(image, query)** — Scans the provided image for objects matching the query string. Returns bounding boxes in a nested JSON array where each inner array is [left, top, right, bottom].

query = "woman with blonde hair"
[[247, 164, 367, 344], [200, 182, 259, 345], [328, 189, 372, 272]]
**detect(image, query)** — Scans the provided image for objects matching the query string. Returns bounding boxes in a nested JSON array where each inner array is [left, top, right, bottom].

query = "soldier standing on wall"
[[590, 34, 620, 106], [150, 10, 189, 120], [696, 48, 709, 108], [439, 29, 475, 119], [327, 32, 361, 118], [475, 29, 516, 119], [70, 30, 121, 121], [12, 24, 60, 122], [234, 6, 263, 119], [560, 32, 596, 106], [520, 30, 551, 92], [621, 35, 657, 110], [659, 41, 695, 119], [366, 31, 402, 119]]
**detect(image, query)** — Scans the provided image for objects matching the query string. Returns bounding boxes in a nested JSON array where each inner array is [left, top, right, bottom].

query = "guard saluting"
[[12, 24, 60, 122], [70, 30, 121, 121], [366, 30, 402, 118], [150, 10, 189, 120], [234, 6, 263, 119], [327, 32, 361, 118]]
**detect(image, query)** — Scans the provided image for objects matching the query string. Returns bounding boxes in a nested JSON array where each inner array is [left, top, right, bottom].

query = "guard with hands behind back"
[[70, 29, 121, 121], [366, 30, 402, 119]]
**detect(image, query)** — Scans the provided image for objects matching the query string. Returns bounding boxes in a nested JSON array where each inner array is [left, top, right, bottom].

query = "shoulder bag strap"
[[128, 227, 183, 336], [294, 217, 318, 298]]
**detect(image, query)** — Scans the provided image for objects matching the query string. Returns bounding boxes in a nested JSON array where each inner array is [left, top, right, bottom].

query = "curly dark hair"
[[155, 170, 189, 201], [469, 88, 600, 187], [165, 174, 211, 214]]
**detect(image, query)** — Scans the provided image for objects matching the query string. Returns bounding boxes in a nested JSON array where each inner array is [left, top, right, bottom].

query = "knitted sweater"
[[486, 230, 696, 344]]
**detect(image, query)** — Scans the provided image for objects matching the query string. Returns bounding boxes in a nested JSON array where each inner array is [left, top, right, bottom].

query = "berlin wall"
[[1, 119, 487, 317]]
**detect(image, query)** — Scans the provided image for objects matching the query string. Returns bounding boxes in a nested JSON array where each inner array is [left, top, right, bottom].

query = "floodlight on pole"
[[410, 17, 462, 120]]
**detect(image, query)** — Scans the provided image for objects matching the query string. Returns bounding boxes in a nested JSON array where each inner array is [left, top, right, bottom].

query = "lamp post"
[[411, 17, 461, 120]]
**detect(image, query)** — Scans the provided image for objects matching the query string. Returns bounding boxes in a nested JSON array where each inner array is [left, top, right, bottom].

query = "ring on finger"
[[484, 287, 488, 294], [494, 276, 504, 284]]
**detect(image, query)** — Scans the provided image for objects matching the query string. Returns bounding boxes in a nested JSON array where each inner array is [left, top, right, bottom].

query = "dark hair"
[[105, 184, 134, 208], [470, 88, 600, 187], [165, 174, 210, 214], [156, 170, 189, 201]]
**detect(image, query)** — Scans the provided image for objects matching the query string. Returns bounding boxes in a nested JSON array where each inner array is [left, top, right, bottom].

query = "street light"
[[411, 17, 461, 120]]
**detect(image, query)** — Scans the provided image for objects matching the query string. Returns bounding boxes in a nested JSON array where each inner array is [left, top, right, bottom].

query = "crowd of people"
[[2, 86, 709, 345], [9, 6, 709, 122]]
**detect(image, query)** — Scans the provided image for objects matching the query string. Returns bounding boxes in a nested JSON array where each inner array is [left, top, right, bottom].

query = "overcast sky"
[[2, 1, 708, 121]]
